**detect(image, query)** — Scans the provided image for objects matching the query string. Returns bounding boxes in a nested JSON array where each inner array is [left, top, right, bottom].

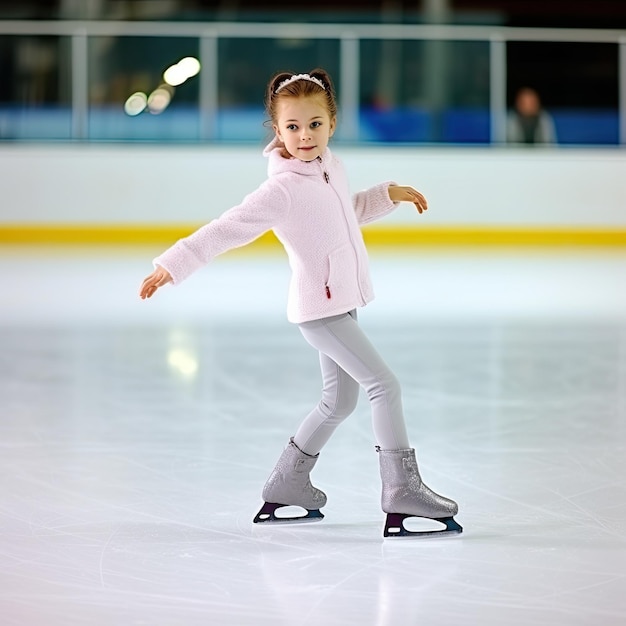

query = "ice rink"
[[1, 246, 626, 625]]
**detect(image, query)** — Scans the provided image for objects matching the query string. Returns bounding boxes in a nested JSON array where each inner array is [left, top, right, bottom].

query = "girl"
[[139, 69, 462, 538]]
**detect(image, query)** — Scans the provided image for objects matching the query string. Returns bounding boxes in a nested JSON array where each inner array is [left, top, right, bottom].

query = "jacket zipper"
[[320, 157, 331, 299], [317, 156, 329, 184], [318, 155, 366, 305]]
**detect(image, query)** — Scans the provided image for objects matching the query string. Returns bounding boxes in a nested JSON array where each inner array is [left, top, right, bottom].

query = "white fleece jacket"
[[154, 138, 399, 323]]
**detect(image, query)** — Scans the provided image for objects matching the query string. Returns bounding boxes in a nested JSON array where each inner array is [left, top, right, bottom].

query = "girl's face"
[[273, 95, 336, 162]]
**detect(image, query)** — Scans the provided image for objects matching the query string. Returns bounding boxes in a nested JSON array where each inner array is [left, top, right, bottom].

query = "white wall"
[[1, 144, 625, 227]]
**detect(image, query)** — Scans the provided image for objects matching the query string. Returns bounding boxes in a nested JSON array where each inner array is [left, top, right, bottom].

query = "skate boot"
[[377, 447, 462, 538], [253, 438, 327, 524]]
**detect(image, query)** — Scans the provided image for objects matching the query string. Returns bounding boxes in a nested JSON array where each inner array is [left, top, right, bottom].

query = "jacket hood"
[[263, 136, 331, 177]]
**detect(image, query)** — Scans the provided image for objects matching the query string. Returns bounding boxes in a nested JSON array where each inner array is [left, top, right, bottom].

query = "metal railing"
[[1, 19, 625, 143]]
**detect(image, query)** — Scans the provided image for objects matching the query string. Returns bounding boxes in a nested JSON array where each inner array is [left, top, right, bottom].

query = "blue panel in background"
[[359, 107, 431, 143], [442, 109, 491, 144], [88, 107, 200, 142], [0, 107, 72, 141], [0, 106, 621, 146], [551, 110, 619, 145]]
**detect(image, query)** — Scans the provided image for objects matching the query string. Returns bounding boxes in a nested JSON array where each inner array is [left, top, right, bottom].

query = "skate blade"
[[383, 513, 463, 538], [253, 502, 324, 525]]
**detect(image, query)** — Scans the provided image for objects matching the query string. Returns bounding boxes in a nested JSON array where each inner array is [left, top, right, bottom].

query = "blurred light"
[[163, 56, 201, 87], [178, 56, 201, 78], [167, 348, 199, 379], [147, 86, 172, 114], [124, 92, 147, 116], [163, 64, 188, 87]]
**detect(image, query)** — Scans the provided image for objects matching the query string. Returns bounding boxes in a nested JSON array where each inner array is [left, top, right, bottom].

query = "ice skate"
[[253, 438, 327, 524], [377, 447, 463, 538]]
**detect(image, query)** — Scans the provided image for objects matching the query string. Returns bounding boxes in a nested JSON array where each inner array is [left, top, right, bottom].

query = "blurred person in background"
[[507, 86, 557, 145]]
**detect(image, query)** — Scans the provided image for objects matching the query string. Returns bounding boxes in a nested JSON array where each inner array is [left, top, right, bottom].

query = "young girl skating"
[[139, 69, 462, 538]]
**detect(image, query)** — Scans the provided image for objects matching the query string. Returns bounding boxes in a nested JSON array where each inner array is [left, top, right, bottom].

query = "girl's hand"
[[139, 266, 172, 299], [388, 185, 428, 214]]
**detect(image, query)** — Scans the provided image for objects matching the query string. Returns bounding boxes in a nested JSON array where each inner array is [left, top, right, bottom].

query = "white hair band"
[[275, 73, 326, 94]]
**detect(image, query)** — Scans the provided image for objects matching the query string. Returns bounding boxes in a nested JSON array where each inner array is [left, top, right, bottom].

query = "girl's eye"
[[287, 124, 298, 131], [310, 121, 321, 129]]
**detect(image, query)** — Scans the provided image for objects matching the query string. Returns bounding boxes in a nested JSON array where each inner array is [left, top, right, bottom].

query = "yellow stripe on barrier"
[[1, 224, 626, 248], [361, 226, 626, 248]]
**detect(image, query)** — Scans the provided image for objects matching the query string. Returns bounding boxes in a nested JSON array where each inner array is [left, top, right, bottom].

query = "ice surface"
[[1, 247, 625, 625]]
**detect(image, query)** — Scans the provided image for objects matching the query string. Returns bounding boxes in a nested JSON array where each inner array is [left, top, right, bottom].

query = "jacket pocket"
[[325, 244, 356, 302]]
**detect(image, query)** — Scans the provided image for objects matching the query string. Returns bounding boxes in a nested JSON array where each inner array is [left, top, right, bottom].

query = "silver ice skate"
[[253, 438, 326, 524], [377, 447, 462, 538]]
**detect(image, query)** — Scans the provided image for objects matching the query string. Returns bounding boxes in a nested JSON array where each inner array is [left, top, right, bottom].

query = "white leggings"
[[294, 310, 410, 456]]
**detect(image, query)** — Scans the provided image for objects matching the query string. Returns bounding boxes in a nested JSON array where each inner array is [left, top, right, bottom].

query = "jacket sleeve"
[[352, 181, 400, 225], [153, 179, 291, 284]]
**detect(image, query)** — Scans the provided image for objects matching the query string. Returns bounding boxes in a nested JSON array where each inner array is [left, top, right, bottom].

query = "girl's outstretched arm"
[[139, 265, 172, 299], [388, 185, 428, 214]]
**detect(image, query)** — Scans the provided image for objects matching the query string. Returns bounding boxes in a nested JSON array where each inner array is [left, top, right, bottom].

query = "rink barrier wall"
[[1, 144, 626, 248]]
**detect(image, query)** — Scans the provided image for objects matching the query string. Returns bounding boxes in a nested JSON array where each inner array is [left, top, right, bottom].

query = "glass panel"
[[217, 38, 341, 142], [0, 35, 71, 140], [88, 36, 200, 141], [359, 39, 491, 144], [507, 42, 619, 145]]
